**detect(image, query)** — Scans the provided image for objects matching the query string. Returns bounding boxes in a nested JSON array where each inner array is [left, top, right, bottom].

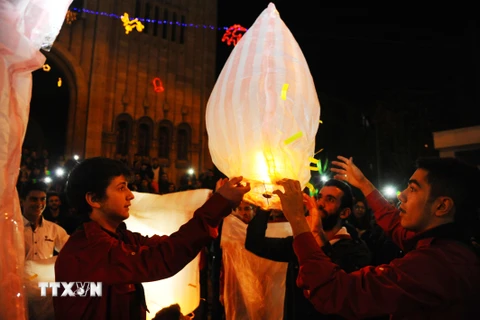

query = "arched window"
[[176, 123, 191, 161], [158, 120, 173, 159], [137, 116, 154, 156], [115, 113, 133, 155]]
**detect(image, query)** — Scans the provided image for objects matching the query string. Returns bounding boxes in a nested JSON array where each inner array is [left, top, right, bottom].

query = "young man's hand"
[[331, 156, 376, 196], [304, 193, 327, 246], [273, 179, 310, 237], [215, 176, 251, 207], [304, 194, 323, 229]]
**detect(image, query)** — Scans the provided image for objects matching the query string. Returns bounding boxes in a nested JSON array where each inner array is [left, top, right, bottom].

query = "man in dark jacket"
[[245, 179, 371, 319]]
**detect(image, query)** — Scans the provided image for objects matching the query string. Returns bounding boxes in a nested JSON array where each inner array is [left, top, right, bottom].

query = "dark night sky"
[[216, 1, 479, 185], [217, 1, 478, 127]]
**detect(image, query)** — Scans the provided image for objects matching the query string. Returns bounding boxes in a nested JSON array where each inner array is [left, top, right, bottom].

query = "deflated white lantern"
[[206, 3, 320, 210]]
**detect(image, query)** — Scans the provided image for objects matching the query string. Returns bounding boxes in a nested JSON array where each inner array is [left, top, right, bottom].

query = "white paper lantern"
[[206, 3, 320, 210]]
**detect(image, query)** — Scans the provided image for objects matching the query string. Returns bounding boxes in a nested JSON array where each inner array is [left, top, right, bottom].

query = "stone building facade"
[[45, 0, 218, 183]]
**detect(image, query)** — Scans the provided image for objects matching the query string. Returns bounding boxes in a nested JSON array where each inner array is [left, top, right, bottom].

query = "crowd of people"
[[18, 149, 217, 197], [17, 145, 480, 319]]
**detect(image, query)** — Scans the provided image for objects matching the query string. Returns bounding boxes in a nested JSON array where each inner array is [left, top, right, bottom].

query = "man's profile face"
[[316, 186, 345, 231], [397, 169, 434, 232], [22, 190, 47, 220], [97, 175, 135, 222]]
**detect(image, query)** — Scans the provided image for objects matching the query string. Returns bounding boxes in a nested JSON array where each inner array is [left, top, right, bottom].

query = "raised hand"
[[303, 193, 326, 246], [331, 156, 376, 196], [303, 193, 316, 213], [273, 179, 304, 221], [215, 176, 251, 207], [274, 179, 310, 236], [215, 177, 227, 191], [303, 192, 321, 228]]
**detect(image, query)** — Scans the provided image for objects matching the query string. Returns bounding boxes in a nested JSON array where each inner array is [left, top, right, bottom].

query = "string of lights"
[[70, 7, 242, 31], [67, 8, 443, 46]]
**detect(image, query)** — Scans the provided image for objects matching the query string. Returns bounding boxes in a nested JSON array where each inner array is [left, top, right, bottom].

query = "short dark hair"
[[47, 191, 61, 201], [20, 181, 48, 199], [65, 157, 132, 215], [152, 303, 182, 320], [416, 157, 480, 226], [323, 179, 354, 210]]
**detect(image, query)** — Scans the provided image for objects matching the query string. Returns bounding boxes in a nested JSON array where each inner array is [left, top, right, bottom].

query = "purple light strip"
[[70, 7, 247, 31]]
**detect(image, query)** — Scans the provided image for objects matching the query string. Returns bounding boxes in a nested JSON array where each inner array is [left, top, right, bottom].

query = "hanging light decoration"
[[206, 3, 320, 210], [152, 77, 165, 93], [121, 12, 144, 34], [222, 24, 247, 46], [65, 10, 77, 24]]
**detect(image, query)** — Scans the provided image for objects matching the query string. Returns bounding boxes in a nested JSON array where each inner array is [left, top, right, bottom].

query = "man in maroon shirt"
[[273, 156, 480, 319], [53, 157, 250, 320]]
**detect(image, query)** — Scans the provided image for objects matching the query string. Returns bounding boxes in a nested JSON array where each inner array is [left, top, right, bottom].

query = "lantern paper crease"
[[221, 215, 292, 319], [206, 3, 320, 210]]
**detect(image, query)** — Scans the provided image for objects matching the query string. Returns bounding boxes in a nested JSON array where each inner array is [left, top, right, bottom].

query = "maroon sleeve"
[[365, 190, 415, 250], [67, 193, 232, 284], [293, 232, 464, 319]]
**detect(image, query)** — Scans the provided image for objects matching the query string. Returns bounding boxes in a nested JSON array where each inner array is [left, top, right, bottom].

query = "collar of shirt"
[[23, 215, 43, 228], [83, 220, 128, 240], [329, 226, 351, 245], [406, 222, 472, 251]]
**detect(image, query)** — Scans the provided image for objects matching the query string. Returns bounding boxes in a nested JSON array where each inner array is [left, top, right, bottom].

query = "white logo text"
[[38, 282, 102, 297]]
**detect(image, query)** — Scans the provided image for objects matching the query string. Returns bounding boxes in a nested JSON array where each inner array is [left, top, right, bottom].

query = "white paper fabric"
[[127, 189, 212, 318], [221, 214, 293, 320], [0, 1, 72, 319], [24, 257, 57, 320], [206, 3, 320, 210]]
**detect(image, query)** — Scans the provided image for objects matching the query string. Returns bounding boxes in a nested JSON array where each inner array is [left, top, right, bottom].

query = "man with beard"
[[43, 192, 63, 225], [244, 179, 371, 320], [43, 192, 81, 235]]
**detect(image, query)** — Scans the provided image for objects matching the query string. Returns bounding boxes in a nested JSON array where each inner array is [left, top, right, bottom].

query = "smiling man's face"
[[22, 190, 47, 221]]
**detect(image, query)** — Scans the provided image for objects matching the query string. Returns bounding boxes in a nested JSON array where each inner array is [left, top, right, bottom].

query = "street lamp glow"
[[44, 177, 52, 184], [320, 175, 328, 182], [383, 186, 397, 198], [55, 168, 65, 177], [187, 168, 194, 175]]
